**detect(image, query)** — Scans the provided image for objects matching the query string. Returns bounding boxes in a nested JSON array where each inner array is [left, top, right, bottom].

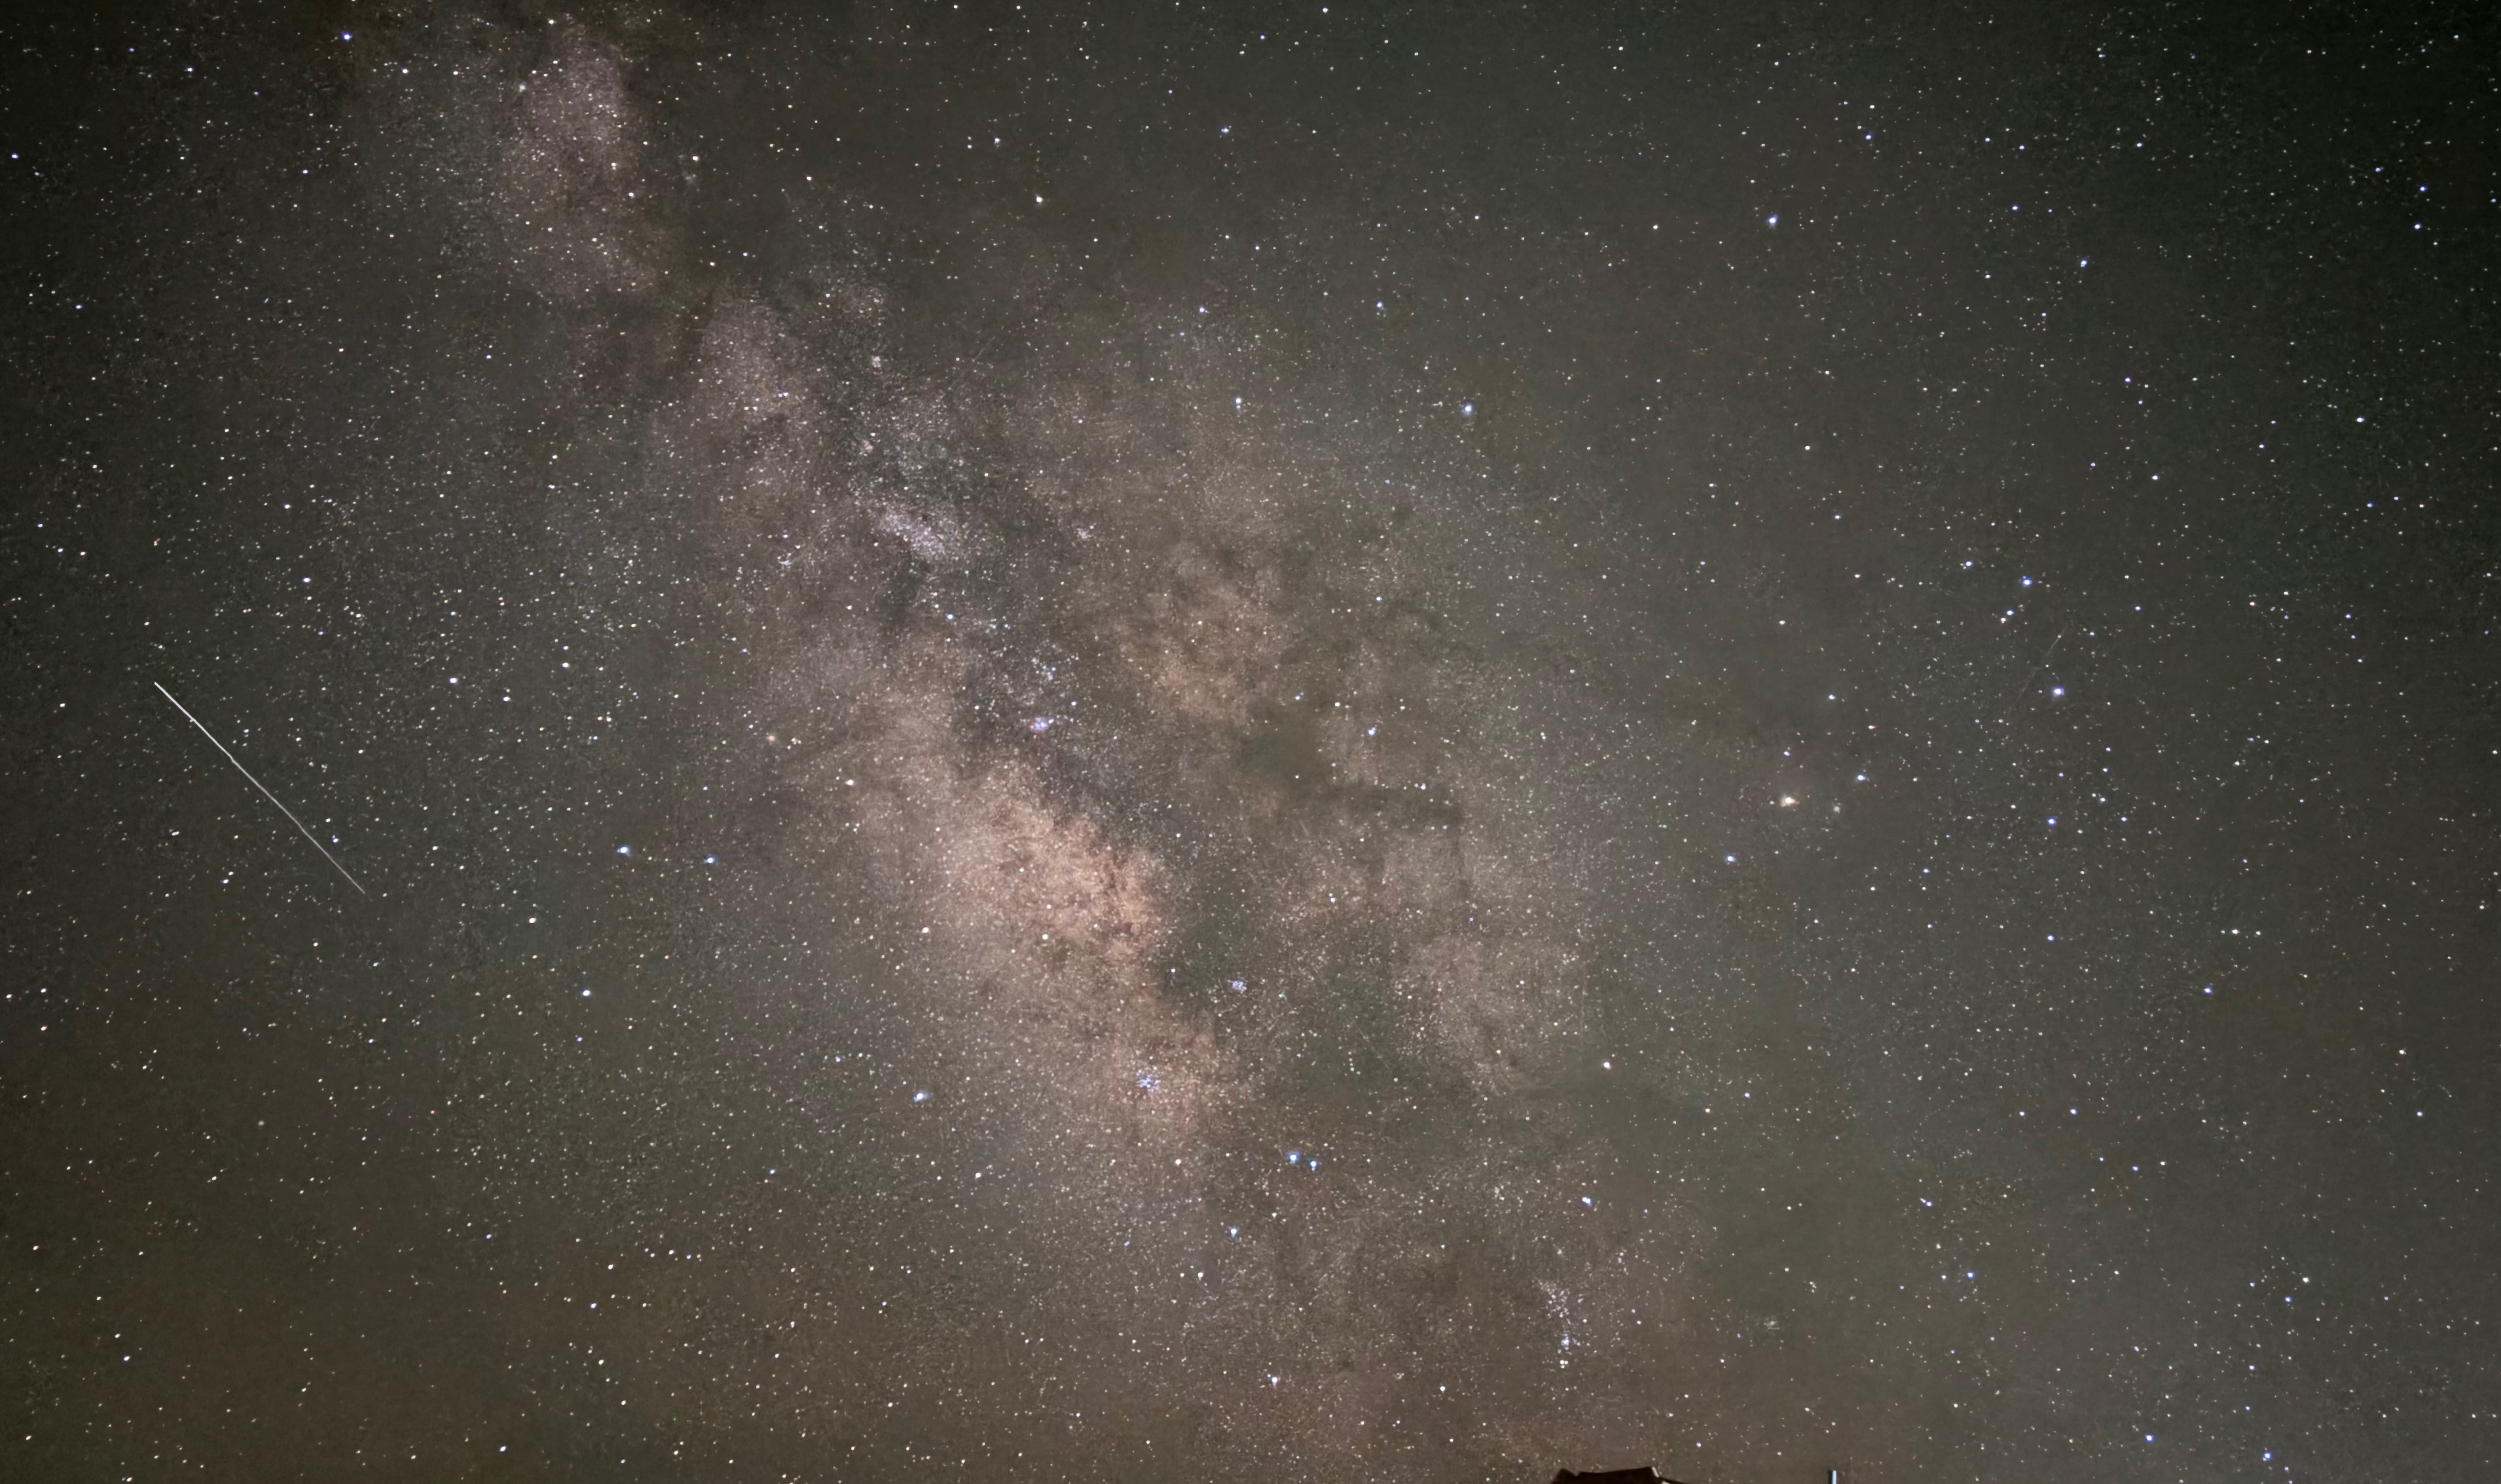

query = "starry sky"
[[4, 2, 2496, 1480]]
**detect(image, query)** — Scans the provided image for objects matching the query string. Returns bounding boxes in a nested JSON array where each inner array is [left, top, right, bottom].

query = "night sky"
[[5, 3, 2497, 1480]]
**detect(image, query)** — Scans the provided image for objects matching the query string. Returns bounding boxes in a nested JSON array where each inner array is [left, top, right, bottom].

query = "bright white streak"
[[155, 681, 368, 897]]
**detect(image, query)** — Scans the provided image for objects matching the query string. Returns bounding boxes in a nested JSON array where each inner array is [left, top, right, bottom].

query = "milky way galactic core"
[[5, 4, 2494, 1481]]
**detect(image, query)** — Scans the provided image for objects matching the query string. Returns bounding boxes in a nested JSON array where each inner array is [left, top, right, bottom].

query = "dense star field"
[[5, 3, 2496, 1479]]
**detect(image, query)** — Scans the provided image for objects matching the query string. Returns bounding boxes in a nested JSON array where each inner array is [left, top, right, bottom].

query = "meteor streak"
[[155, 681, 367, 896]]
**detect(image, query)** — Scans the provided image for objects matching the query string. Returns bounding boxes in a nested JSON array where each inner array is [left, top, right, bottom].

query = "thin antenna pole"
[[155, 681, 368, 897]]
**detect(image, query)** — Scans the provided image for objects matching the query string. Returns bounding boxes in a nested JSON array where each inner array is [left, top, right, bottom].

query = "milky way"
[[6, 5, 2496, 1481]]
